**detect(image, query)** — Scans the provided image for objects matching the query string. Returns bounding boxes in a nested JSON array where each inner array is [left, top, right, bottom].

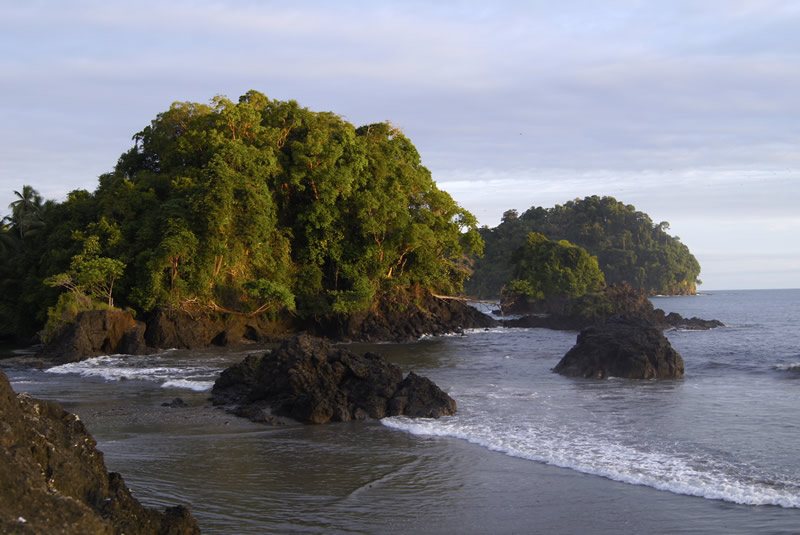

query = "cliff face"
[[0, 371, 200, 535]]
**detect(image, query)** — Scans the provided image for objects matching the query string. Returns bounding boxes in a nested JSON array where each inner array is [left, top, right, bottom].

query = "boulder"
[[212, 334, 457, 424], [37, 309, 151, 363], [0, 370, 199, 534], [553, 315, 684, 379]]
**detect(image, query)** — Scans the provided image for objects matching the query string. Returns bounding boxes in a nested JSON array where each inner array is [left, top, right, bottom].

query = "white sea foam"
[[382, 416, 800, 508], [46, 355, 220, 391], [773, 362, 800, 372], [161, 379, 215, 392]]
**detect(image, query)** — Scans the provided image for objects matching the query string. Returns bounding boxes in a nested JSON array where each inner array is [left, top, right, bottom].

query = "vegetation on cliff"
[[466, 196, 701, 299], [0, 91, 481, 341], [501, 232, 605, 311]]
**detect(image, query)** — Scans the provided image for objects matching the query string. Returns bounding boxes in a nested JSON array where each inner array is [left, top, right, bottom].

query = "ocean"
[[3, 289, 800, 534]]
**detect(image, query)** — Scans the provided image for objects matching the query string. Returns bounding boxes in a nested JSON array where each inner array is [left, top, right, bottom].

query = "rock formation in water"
[[502, 283, 723, 332], [0, 370, 199, 534], [553, 315, 685, 379], [36, 289, 496, 363], [309, 289, 497, 342], [36, 309, 151, 364], [212, 334, 457, 424]]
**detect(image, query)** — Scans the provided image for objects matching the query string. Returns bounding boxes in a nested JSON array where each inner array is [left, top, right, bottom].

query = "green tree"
[[1, 91, 483, 339], [505, 232, 605, 302], [468, 196, 701, 297], [45, 235, 126, 308]]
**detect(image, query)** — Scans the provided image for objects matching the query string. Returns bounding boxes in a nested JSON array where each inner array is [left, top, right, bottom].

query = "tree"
[[45, 235, 125, 308], [1, 90, 484, 340], [505, 232, 605, 302], [467, 196, 701, 297]]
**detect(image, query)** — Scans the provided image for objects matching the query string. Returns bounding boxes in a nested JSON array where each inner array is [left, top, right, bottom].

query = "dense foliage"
[[504, 232, 604, 302], [0, 91, 481, 340], [466, 196, 701, 298]]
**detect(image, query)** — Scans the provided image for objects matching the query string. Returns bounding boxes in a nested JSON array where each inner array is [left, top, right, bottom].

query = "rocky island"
[[553, 315, 685, 379]]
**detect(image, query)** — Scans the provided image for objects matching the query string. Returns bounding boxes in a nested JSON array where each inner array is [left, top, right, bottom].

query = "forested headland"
[[466, 196, 702, 300], [0, 91, 482, 342], [0, 92, 704, 345]]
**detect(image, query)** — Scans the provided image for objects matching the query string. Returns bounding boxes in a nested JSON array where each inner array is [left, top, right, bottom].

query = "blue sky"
[[1, 0, 798, 290]]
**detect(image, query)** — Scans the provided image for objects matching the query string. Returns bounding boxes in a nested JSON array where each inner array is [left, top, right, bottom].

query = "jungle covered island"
[[0, 91, 483, 344], [467, 196, 702, 300]]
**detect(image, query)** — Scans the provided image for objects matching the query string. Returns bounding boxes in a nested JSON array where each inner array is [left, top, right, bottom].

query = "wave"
[[773, 362, 800, 372], [161, 379, 215, 392], [46, 355, 219, 392], [382, 417, 800, 508]]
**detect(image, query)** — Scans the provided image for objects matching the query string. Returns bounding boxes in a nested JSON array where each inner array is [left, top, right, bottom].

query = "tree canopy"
[[466, 196, 701, 298], [504, 232, 605, 303], [0, 91, 481, 340]]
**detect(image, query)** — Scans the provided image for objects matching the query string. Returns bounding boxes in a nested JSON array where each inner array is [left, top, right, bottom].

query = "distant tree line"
[[0, 91, 482, 341], [467, 196, 701, 299]]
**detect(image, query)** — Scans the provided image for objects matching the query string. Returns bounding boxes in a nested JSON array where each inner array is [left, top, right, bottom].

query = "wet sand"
[[43, 383, 795, 535]]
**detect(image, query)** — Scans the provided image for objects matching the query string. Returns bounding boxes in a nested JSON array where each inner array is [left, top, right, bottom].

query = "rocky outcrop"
[[212, 334, 457, 424], [553, 315, 685, 380], [663, 312, 724, 330], [0, 371, 199, 534], [502, 284, 723, 332], [37, 309, 152, 364], [36, 289, 496, 362], [36, 307, 294, 363], [144, 308, 291, 349], [311, 288, 497, 342]]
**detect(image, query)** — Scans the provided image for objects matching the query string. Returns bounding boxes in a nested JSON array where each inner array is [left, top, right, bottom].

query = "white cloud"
[[1, 0, 799, 288]]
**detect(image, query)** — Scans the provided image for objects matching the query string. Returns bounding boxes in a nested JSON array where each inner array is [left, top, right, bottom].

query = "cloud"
[[1, 1, 799, 289]]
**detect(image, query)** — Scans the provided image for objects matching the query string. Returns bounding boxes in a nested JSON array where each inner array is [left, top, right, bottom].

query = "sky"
[[1, 0, 798, 290]]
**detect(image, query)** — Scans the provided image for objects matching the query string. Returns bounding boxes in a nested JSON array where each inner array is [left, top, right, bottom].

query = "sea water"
[[4, 289, 800, 533]]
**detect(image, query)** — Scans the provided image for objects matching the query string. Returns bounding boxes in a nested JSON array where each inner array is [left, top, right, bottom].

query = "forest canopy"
[[504, 232, 605, 303], [0, 91, 482, 340], [466, 196, 701, 299]]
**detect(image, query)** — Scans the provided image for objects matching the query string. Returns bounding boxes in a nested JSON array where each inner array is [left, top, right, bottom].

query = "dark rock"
[[664, 312, 724, 330], [0, 370, 199, 534], [161, 397, 187, 408], [212, 334, 457, 424], [502, 284, 723, 332], [144, 308, 292, 350], [388, 371, 458, 418], [145, 309, 218, 349], [311, 288, 497, 342], [553, 315, 685, 380], [118, 320, 150, 355], [37, 309, 152, 363]]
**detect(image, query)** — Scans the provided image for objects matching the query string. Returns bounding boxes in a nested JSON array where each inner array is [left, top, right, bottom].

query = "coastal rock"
[[37, 309, 151, 363], [664, 312, 724, 330], [387, 371, 458, 418], [211, 334, 457, 424], [553, 315, 685, 379], [0, 370, 199, 534], [312, 288, 497, 342], [502, 284, 723, 332], [145, 309, 216, 349], [144, 308, 292, 350]]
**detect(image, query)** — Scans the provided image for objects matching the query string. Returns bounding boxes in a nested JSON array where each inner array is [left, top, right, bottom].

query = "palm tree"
[[7, 185, 45, 241]]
